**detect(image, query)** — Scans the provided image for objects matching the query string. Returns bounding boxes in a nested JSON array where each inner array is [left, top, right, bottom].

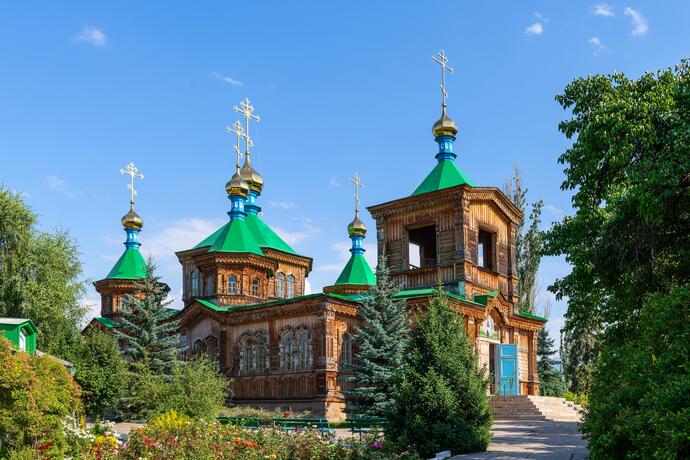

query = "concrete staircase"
[[490, 395, 583, 422]]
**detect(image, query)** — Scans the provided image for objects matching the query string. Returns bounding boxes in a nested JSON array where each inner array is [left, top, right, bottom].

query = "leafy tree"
[[0, 187, 86, 358], [387, 287, 492, 457], [536, 327, 565, 397], [503, 167, 544, 313], [345, 255, 410, 417], [71, 332, 128, 417], [0, 336, 82, 458], [153, 356, 230, 420], [544, 61, 690, 457]]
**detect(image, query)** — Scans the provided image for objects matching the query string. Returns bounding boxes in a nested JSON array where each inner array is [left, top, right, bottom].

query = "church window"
[[340, 332, 353, 367], [251, 278, 260, 297], [276, 272, 285, 298], [255, 334, 269, 372], [287, 275, 295, 298], [227, 275, 237, 294], [297, 330, 311, 370], [280, 331, 295, 371], [192, 339, 204, 358], [191, 271, 200, 296], [239, 336, 253, 374], [478, 228, 495, 271], [408, 225, 437, 269], [206, 275, 214, 296]]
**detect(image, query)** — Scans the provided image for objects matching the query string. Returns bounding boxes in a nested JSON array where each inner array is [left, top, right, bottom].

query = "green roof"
[[335, 254, 376, 286], [473, 290, 500, 306], [196, 293, 354, 313], [517, 311, 548, 322], [412, 159, 475, 196], [106, 247, 147, 279], [245, 214, 298, 255], [195, 215, 299, 256], [196, 219, 265, 256], [95, 317, 117, 328]]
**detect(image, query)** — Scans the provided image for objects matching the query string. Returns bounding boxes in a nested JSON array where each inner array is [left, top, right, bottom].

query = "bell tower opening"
[[478, 228, 495, 271], [408, 224, 437, 269]]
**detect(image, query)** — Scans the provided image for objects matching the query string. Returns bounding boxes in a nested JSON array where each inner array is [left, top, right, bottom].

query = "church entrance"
[[498, 344, 519, 395]]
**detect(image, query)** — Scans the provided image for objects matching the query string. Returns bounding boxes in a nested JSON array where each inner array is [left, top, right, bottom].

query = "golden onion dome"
[[347, 213, 367, 236], [432, 105, 458, 138], [226, 169, 250, 198], [240, 155, 264, 193], [121, 203, 143, 230]]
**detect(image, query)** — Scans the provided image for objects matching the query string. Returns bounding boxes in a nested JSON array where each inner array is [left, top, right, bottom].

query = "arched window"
[[280, 331, 294, 371], [276, 272, 285, 298], [341, 332, 353, 367], [191, 271, 199, 296], [206, 276, 214, 296], [239, 336, 253, 374], [287, 275, 296, 298], [192, 339, 204, 358], [297, 330, 311, 370], [251, 278, 260, 297], [255, 334, 269, 372], [227, 275, 237, 294]]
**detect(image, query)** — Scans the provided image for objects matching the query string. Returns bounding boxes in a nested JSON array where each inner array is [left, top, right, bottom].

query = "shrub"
[[387, 288, 493, 458], [218, 406, 318, 425], [0, 336, 82, 458]]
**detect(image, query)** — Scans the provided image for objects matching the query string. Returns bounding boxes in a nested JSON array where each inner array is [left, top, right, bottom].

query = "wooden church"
[[86, 52, 546, 420]]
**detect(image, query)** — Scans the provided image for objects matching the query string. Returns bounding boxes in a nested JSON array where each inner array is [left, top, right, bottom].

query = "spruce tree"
[[536, 327, 565, 396], [345, 255, 410, 417], [387, 287, 493, 458], [114, 260, 182, 375]]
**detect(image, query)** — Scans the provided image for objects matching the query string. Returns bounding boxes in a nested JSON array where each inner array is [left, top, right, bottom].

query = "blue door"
[[498, 344, 519, 395]]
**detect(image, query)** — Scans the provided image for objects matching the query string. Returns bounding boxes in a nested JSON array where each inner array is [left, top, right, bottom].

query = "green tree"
[[536, 327, 565, 397], [114, 260, 182, 419], [71, 332, 128, 417], [544, 61, 690, 457], [0, 187, 87, 358], [115, 260, 181, 375], [387, 287, 492, 457], [154, 356, 230, 420], [345, 255, 410, 417], [503, 167, 544, 313]]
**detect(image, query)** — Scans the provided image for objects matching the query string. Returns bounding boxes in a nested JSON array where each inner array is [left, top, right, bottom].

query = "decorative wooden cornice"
[[93, 278, 138, 291], [465, 187, 523, 224], [194, 252, 278, 273], [367, 186, 466, 219], [322, 284, 371, 296], [262, 248, 313, 273]]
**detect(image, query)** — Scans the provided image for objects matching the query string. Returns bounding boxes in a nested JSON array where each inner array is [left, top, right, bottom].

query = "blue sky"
[[1, 1, 688, 342]]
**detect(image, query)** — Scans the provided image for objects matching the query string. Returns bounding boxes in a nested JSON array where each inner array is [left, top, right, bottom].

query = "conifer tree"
[[114, 259, 182, 375], [536, 327, 565, 396], [345, 255, 410, 417], [387, 287, 493, 457]]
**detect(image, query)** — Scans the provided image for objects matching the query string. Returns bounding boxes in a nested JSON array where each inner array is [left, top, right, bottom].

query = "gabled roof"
[[106, 247, 147, 279], [95, 317, 117, 328], [194, 215, 300, 257], [195, 219, 264, 256], [195, 292, 357, 314], [517, 311, 548, 322], [0, 318, 37, 334], [412, 159, 475, 196], [334, 254, 376, 286]]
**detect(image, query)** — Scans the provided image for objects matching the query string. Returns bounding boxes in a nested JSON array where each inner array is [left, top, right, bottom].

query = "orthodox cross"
[[120, 162, 144, 205], [432, 49, 454, 106], [233, 98, 260, 155], [349, 173, 365, 215], [225, 120, 246, 168]]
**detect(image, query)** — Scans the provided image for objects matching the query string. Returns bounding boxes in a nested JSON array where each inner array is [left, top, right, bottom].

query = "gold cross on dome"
[[120, 162, 144, 205], [432, 49, 454, 106], [226, 120, 247, 168], [233, 98, 260, 155], [349, 173, 365, 214]]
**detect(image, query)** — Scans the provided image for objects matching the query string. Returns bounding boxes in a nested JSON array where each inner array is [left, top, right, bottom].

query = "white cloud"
[[269, 201, 295, 209], [525, 22, 544, 36], [273, 224, 321, 246], [143, 217, 224, 259], [46, 175, 81, 199], [589, 37, 605, 55], [80, 289, 101, 326], [329, 177, 341, 187], [72, 26, 106, 47], [99, 254, 119, 262], [210, 71, 242, 87], [624, 7, 648, 36], [592, 3, 615, 17], [304, 279, 312, 295], [543, 204, 566, 218]]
